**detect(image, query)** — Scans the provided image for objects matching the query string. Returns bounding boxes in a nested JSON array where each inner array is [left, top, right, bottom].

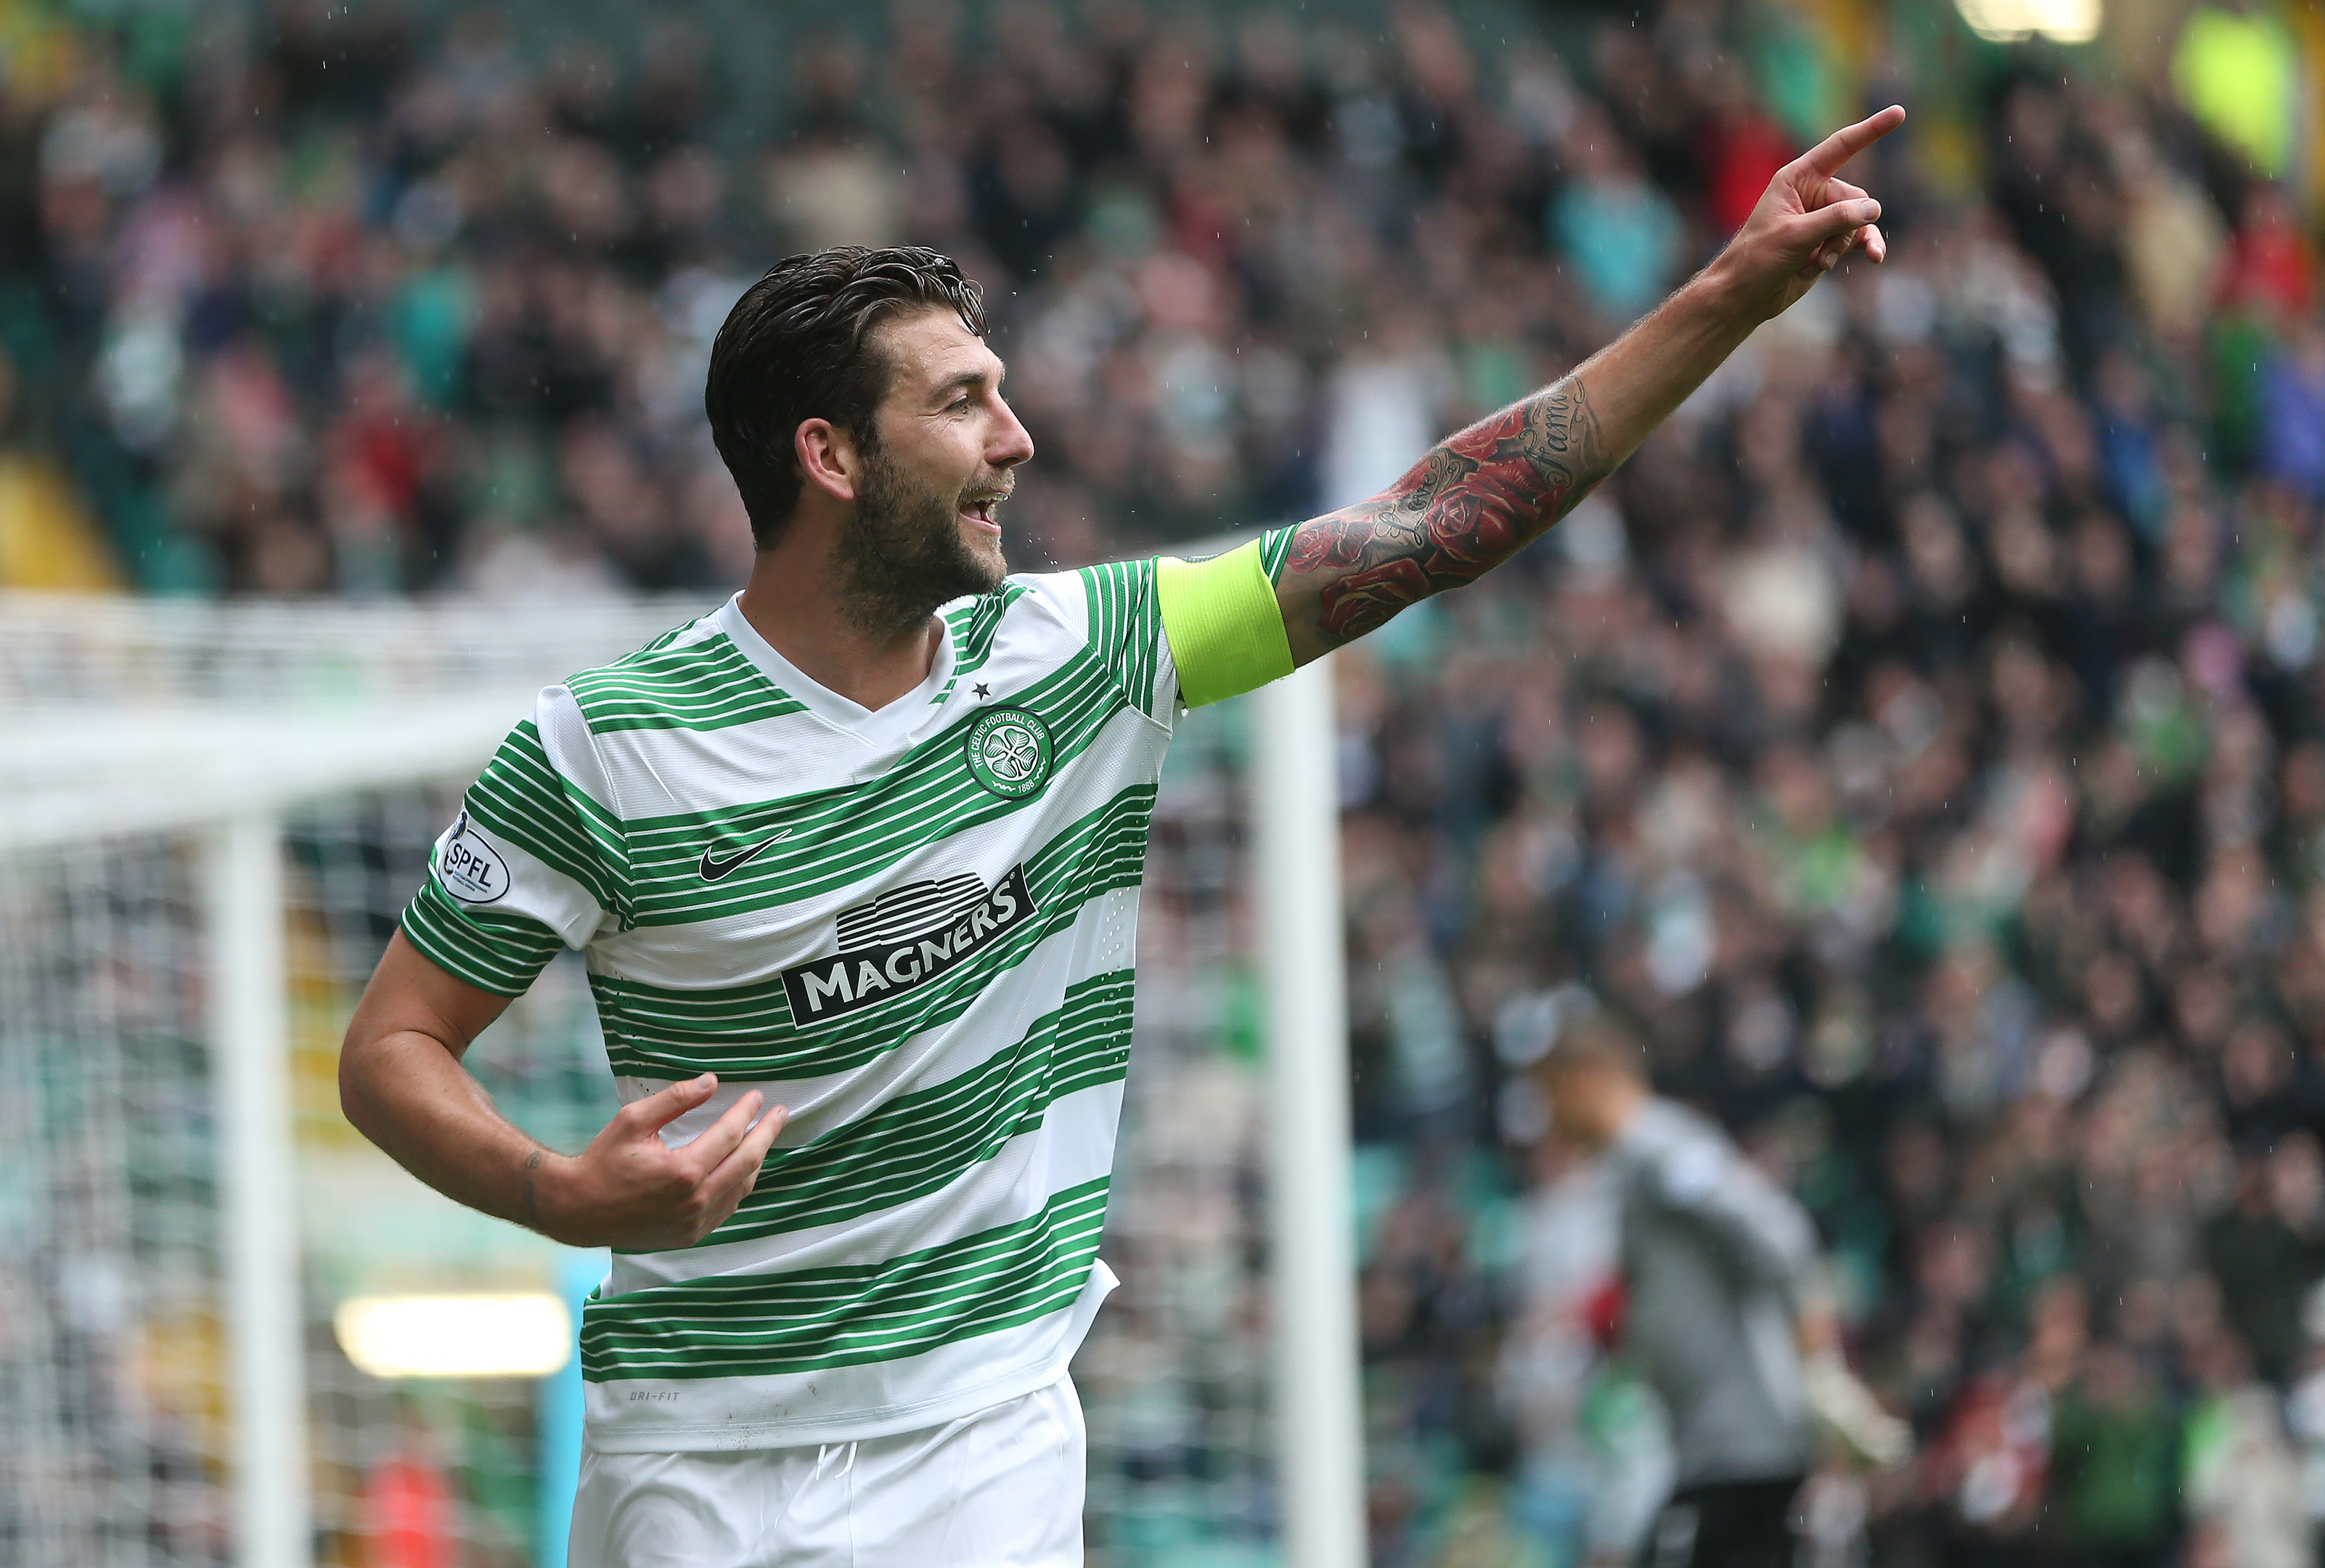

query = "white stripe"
[[580, 1261, 1116, 1452], [610, 1077, 1122, 1291]]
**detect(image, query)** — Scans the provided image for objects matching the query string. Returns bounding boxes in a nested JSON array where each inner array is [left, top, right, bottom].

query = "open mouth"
[[959, 491, 1008, 535]]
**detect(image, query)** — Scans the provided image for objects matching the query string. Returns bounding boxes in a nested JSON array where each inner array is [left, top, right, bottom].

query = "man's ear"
[[795, 418, 862, 505]]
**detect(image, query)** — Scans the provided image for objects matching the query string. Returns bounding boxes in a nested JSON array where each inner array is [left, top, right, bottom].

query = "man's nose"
[[990, 396, 1035, 469]]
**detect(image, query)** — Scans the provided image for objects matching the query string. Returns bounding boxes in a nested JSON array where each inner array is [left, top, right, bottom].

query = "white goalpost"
[[0, 587, 1362, 1567], [202, 809, 307, 1568], [1251, 660, 1368, 1568]]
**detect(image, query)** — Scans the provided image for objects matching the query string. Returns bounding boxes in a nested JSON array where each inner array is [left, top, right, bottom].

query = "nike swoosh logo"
[[698, 829, 791, 882]]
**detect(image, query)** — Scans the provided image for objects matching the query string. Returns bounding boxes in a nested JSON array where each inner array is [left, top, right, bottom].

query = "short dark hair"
[[1540, 1008, 1650, 1084], [704, 247, 987, 549]]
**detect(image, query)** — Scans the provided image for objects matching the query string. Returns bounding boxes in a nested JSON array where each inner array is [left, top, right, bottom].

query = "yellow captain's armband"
[[1155, 540, 1296, 709]]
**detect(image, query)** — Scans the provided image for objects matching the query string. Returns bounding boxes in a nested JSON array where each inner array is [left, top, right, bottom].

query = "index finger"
[[1799, 105, 1906, 178], [627, 1072, 718, 1135]]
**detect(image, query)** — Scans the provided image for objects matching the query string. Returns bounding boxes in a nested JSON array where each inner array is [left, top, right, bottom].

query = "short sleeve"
[[1074, 558, 1180, 725], [1256, 523, 1298, 584], [399, 686, 624, 997]]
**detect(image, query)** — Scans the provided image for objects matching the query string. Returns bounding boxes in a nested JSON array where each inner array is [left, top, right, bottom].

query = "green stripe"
[[933, 582, 1031, 704], [1079, 558, 1164, 716], [664, 971, 1132, 1251], [1258, 523, 1296, 583], [566, 630, 808, 735], [592, 784, 1154, 1079], [399, 881, 563, 997], [461, 720, 624, 912], [579, 1179, 1111, 1381]]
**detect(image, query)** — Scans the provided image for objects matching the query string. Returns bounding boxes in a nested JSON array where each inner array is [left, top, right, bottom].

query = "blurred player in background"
[[1542, 1010, 1907, 1568], [340, 107, 1905, 1567]]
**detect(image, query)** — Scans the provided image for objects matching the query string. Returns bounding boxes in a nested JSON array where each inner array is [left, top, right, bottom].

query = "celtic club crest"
[[965, 707, 1054, 799]]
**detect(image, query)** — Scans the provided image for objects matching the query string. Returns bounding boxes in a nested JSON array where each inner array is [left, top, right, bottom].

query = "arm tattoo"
[[1284, 377, 1610, 645]]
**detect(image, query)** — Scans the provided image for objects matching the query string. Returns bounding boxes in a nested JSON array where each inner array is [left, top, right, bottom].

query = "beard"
[[832, 444, 1008, 635]]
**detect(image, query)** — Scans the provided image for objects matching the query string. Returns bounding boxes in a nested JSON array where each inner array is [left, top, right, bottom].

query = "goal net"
[[0, 590, 1337, 1568]]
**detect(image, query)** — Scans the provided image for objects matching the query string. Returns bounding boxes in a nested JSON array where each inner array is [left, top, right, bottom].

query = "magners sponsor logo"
[[780, 865, 1036, 1022]]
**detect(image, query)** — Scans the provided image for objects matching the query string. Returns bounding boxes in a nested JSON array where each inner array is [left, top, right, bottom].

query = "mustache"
[[955, 472, 1016, 505]]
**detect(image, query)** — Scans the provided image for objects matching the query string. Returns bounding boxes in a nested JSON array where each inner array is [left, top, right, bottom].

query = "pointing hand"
[[1715, 105, 1907, 323]]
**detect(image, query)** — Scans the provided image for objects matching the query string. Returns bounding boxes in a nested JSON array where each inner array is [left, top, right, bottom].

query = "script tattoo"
[[1284, 378, 1609, 645], [522, 1147, 545, 1230]]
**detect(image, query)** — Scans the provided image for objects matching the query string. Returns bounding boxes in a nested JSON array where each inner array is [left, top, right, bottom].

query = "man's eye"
[[951, 396, 972, 412]]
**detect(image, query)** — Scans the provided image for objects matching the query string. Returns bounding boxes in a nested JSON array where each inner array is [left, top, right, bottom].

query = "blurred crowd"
[[10, 0, 2325, 1565]]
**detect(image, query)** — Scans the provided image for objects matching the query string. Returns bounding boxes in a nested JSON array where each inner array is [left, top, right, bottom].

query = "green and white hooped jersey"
[[402, 541, 1293, 1451]]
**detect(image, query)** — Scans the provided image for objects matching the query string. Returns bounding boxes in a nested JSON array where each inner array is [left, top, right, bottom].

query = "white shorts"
[[568, 1376, 1086, 1568]]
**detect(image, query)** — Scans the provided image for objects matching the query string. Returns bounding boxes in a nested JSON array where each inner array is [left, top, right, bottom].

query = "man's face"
[[834, 308, 1034, 626], [1542, 1058, 1611, 1149]]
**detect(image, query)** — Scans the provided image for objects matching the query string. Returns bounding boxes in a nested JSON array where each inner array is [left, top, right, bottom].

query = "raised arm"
[[1275, 106, 1905, 663]]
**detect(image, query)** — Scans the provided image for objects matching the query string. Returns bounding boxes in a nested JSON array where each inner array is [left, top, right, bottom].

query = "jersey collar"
[[713, 593, 958, 748]]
